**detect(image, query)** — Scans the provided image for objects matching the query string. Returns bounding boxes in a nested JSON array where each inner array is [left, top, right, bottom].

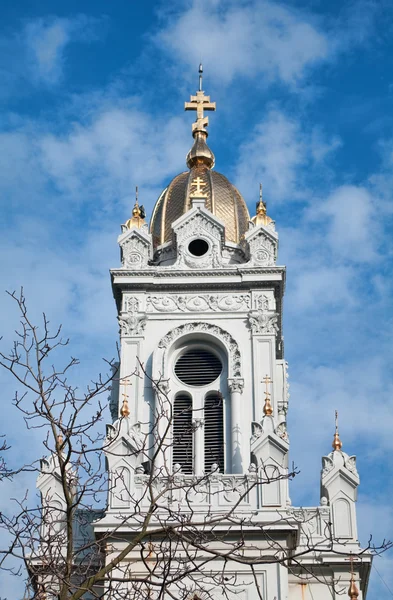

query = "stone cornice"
[[111, 266, 286, 278]]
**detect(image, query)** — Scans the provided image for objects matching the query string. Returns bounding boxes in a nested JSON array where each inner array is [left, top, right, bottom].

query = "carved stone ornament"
[[118, 314, 146, 336], [322, 452, 358, 477], [256, 294, 270, 311], [158, 322, 241, 378], [118, 296, 146, 336], [174, 211, 223, 244], [246, 227, 278, 267], [248, 311, 279, 335], [146, 293, 250, 313], [228, 378, 244, 394], [119, 232, 151, 270], [276, 422, 289, 442]]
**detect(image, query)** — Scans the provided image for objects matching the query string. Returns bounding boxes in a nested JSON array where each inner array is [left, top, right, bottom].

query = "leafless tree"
[[0, 290, 390, 600]]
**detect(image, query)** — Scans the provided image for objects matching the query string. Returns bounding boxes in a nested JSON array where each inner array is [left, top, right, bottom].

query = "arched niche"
[[153, 322, 241, 381], [333, 497, 353, 539]]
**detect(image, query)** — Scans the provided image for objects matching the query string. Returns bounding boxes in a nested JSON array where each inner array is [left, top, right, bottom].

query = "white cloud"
[[38, 107, 189, 210], [24, 15, 103, 85], [158, 0, 329, 87], [307, 185, 379, 262], [235, 109, 340, 204], [289, 264, 356, 311]]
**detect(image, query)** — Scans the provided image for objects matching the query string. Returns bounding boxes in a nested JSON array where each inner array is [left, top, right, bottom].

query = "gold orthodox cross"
[[262, 374, 272, 397], [185, 66, 216, 133], [345, 554, 358, 573], [190, 176, 208, 198]]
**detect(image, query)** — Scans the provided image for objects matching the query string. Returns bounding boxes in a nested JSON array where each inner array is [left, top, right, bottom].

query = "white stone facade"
[[87, 193, 371, 598]]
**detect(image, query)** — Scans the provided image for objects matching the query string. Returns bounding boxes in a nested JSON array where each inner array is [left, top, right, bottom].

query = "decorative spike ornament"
[[332, 410, 343, 451], [123, 186, 146, 230]]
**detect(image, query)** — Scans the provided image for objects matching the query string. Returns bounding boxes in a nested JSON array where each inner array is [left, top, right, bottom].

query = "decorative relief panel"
[[158, 322, 241, 378], [248, 311, 279, 334], [174, 212, 223, 244], [120, 232, 151, 270], [146, 293, 250, 313], [118, 296, 146, 337], [246, 227, 278, 267]]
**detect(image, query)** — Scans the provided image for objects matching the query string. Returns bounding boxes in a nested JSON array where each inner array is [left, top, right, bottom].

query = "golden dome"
[[150, 163, 250, 247]]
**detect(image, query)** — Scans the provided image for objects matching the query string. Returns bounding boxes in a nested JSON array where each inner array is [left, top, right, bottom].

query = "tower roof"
[[149, 66, 250, 247]]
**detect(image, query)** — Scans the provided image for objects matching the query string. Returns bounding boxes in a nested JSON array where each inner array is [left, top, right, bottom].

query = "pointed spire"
[[185, 65, 216, 169], [332, 410, 343, 451]]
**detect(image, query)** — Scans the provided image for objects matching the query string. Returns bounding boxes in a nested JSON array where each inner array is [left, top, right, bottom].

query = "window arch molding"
[[153, 322, 242, 382]]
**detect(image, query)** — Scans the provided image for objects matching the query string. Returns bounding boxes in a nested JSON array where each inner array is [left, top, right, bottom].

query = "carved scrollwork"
[[118, 314, 146, 336], [146, 294, 250, 313], [248, 311, 279, 335], [158, 322, 241, 378]]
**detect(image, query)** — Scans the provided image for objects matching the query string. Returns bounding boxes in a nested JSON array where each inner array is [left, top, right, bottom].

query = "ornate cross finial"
[[120, 378, 131, 418], [345, 555, 359, 600], [332, 409, 342, 451], [262, 374, 273, 416], [259, 182, 263, 203], [190, 176, 208, 198], [185, 65, 216, 135]]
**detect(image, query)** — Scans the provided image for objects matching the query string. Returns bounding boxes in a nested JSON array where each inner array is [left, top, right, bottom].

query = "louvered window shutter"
[[175, 349, 222, 386], [204, 394, 224, 473], [173, 395, 193, 474]]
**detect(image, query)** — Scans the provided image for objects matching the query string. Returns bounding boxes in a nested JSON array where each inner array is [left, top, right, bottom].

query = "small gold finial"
[[262, 374, 273, 416], [252, 183, 273, 227], [123, 187, 146, 231], [132, 186, 141, 217], [346, 555, 359, 600], [120, 379, 131, 418], [190, 176, 208, 198], [332, 410, 343, 451]]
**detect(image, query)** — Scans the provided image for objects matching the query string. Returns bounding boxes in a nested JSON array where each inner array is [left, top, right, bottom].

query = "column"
[[228, 379, 244, 474], [192, 418, 204, 476], [153, 381, 171, 474]]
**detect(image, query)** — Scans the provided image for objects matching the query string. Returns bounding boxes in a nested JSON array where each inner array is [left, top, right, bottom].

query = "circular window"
[[175, 349, 222, 386], [188, 239, 209, 257]]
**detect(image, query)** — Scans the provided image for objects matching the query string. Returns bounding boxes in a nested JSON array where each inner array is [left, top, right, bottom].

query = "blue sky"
[[0, 0, 393, 596]]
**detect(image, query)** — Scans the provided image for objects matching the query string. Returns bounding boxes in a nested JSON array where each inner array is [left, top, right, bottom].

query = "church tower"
[[34, 69, 371, 599]]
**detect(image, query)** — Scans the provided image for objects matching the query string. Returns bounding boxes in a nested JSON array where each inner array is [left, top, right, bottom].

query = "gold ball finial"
[[262, 374, 273, 416], [332, 410, 343, 451], [120, 379, 131, 418], [348, 574, 359, 600]]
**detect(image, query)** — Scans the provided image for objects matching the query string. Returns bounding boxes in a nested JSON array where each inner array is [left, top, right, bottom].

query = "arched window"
[[172, 394, 193, 474], [204, 392, 224, 473]]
